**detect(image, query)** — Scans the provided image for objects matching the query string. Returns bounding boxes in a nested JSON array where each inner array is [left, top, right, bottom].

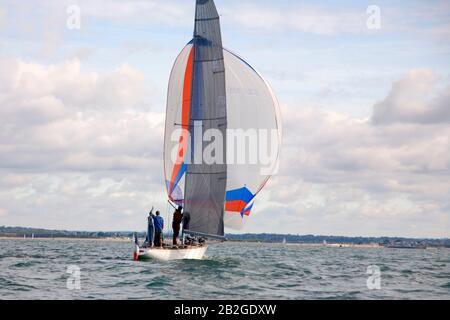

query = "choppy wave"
[[0, 239, 449, 300]]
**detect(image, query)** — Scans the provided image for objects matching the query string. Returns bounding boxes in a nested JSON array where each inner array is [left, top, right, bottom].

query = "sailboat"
[[134, 0, 281, 261]]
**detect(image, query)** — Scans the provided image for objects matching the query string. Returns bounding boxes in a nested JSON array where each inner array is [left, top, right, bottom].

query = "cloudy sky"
[[0, 0, 449, 237]]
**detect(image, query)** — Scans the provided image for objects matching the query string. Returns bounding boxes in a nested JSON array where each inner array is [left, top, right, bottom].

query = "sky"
[[0, 0, 449, 237]]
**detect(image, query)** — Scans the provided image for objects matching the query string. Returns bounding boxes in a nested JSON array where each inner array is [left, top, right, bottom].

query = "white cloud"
[[0, 57, 163, 172], [226, 4, 367, 35], [0, 57, 167, 230], [245, 70, 449, 237], [0, 56, 448, 237], [81, 0, 192, 27], [0, 58, 150, 111], [223, 1, 450, 40], [372, 69, 450, 124]]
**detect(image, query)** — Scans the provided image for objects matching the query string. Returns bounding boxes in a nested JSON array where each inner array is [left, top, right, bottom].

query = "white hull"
[[135, 245, 208, 262]]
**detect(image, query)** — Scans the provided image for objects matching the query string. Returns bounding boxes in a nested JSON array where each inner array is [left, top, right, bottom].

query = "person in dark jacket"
[[182, 211, 191, 235], [172, 206, 183, 246], [146, 208, 155, 247]]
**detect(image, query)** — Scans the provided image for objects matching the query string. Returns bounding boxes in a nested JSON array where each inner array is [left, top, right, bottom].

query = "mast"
[[183, 0, 227, 238]]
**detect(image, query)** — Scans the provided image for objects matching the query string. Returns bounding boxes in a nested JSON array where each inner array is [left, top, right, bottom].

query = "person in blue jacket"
[[150, 210, 164, 247]]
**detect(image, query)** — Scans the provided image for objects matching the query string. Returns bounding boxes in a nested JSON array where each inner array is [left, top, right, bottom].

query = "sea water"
[[0, 239, 449, 300]]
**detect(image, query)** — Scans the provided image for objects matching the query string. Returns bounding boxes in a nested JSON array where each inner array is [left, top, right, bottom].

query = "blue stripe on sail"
[[241, 202, 254, 217], [226, 187, 254, 203], [171, 163, 187, 194]]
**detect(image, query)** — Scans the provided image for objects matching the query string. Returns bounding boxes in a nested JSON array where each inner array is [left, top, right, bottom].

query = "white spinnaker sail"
[[164, 44, 281, 231], [223, 48, 281, 230]]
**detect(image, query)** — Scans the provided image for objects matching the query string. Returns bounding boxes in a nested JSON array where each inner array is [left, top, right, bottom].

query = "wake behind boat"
[[133, 0, 281, 261]]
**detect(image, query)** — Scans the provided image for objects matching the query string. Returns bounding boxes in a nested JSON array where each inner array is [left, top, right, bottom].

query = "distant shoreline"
[[0, 236, 130, 242], [0, 236, 382, 248], [3, 237, 449, 250], [1, 226, 449, 248]]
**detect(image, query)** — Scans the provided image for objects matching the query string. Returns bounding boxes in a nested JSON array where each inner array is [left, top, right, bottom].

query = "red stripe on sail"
[[225, 200, 248, 213], [169, 47, 194, 196]]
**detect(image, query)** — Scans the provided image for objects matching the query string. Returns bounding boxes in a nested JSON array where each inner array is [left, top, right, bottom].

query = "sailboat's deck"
[[140, 244, 205, 251]]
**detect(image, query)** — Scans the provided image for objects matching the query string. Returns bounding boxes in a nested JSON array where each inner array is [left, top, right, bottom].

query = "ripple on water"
[[0, 277, 37, 291], [116, 280, 140, 287], [101, 255, 129, 261], [11, 260, 41, 268], [331, 291, 363, 300], [177, 257, 241, 273], [401, 269, 414, 275], [146, 276, 171, 288], [273, 262, 297, 270], [276, 283, 301, 289]]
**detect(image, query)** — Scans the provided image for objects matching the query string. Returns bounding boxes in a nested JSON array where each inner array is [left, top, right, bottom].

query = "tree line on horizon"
[[1, 226, 449, 247]]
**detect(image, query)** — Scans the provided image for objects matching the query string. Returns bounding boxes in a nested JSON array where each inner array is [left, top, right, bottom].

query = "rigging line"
[[167, 199, 177, 210]]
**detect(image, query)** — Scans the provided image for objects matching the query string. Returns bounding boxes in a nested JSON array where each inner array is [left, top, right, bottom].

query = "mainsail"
[[164, 0, 281, 238]]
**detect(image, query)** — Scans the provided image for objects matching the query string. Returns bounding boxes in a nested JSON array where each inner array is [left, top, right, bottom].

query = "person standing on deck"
[[146, 208, 155, 247], [182, 211, 191, 235], [172, 206, 183, 246], [151, 211, 164, 247]]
